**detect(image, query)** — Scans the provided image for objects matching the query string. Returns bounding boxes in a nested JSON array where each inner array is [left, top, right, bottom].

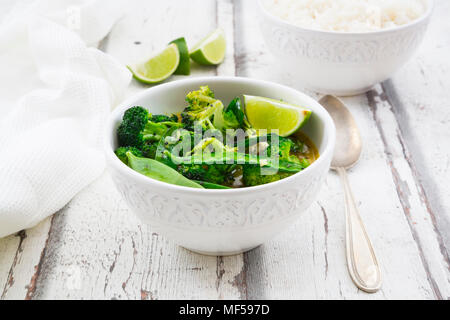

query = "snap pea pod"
[[126, 151, 204, 189]]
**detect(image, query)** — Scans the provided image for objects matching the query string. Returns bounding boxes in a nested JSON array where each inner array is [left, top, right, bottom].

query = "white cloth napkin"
[[0, 0, 131, 237]]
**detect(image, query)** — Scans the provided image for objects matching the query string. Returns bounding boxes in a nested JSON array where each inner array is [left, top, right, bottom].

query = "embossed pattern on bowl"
[[257, 0, 433, 96]]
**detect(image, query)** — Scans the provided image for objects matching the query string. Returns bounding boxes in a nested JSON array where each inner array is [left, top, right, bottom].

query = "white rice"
[[263, 0, 429, 33]]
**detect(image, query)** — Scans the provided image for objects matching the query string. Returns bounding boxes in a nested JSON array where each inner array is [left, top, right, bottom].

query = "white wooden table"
[[1, 0, 449, 300]]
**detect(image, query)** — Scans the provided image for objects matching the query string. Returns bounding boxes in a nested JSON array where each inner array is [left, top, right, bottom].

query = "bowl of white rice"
[[258, 0, 433, 95]]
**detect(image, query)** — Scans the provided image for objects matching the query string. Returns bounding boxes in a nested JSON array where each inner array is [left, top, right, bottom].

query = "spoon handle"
[[336, 167, 382, 293]]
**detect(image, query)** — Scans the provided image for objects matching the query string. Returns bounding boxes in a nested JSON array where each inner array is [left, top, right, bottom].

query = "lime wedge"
[[169, 37, 190, 75], [244, 95, 312, 137], [127, 43, 180, 84], [189, 29, 226, 65]]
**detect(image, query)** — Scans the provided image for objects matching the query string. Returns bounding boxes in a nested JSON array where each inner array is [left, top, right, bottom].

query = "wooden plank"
[[367, 86, 450, 299], [0, 235, 21, 296], [0, 218, 53, 300], [235, 0, 449, 299], [380, 0, 450, 259], [29, 0, 246, 300]]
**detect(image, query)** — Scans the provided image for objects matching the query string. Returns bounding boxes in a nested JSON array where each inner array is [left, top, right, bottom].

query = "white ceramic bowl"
[[257, 0, 433, 96], [105, 77, 335, 255]]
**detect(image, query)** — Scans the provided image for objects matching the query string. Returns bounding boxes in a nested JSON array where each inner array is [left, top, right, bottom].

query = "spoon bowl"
[[320, 95, 362, 169]]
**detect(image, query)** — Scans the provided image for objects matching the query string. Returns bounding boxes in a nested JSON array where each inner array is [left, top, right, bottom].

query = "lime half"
[[189, 29, 226, 65], [244, 95, 312, 137], [169, 37, 190, 75], [128, 43, 180, 84]]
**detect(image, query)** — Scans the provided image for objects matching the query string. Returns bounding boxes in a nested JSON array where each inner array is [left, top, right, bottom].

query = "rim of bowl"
[[257, 0, 434, 37], [105, 76, 336, 195]]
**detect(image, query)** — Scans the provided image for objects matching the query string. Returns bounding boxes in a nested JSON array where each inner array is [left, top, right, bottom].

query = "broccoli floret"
[[117, 106, 149, 148], [177, 163, 236, 185], [242, 165, 293, 187], [186, 85, 215, 104], [141, 142, 158, 158], [150, 114, 179, 123], [180, 112, 197, 132], [177, 164, 221, 184], [162, 135, 238, 185], [181, 86, 223, 131], [181, 87, 250, 133], [117, 106, 181, 151], [115, 146, 143, 165]]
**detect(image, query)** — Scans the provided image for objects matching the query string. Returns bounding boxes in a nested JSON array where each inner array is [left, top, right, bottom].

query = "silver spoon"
[[319, 95, 382, 293]]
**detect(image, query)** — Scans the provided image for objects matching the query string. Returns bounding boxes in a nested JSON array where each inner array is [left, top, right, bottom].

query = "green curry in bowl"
[[114, 85, 318, 189]]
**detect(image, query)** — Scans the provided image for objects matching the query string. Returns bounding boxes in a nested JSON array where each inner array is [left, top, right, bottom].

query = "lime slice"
[[189, 29, 226, 65], [169, 37, 190, 75], [244, 95, 312, 137], [127, 43, 180, 84]]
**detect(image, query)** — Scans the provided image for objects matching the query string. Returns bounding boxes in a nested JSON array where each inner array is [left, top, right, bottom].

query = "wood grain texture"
[[0, 218, 52, 300], [0, 0, 449, 300], [381, 0, 450, 259], [367, 86, 450, 299]]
